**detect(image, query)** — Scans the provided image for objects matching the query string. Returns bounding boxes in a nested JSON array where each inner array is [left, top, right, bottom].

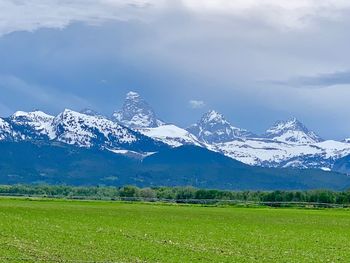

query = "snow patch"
[[140, 124, 203, 147]]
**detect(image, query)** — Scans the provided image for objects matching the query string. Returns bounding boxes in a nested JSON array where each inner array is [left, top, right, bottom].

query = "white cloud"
[[1, 0, 350, 36], [183, 0, 350, 29], [0, 0, 161, 36], [189, 100, 205, 109]]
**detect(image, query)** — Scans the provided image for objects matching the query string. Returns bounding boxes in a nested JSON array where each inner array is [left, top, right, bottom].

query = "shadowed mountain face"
[[1, 141, 349, 191]]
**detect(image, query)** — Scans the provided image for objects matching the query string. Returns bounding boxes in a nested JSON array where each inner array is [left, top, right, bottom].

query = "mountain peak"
[[187, 110, 255, 144], [202, 110, 227, 124], [126, 91, 141, 100], [265, 117, 322, 144], [113, 91, 164, 129], [8, 110, 55, 140]]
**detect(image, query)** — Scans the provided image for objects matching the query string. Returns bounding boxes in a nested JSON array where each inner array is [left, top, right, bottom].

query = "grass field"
[[0, 198, 349, 262]]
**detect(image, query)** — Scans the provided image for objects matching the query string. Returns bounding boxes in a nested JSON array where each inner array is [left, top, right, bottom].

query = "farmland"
[[0, 198, 349, 262]]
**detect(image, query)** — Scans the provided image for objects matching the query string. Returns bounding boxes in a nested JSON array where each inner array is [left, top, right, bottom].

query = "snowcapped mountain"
[[211, 138, 350, 169], [52, 109, 168, 152], [1, 92, 350, 171], [187, 110, 256, 144], [0, 109, 167, 154], [206, 117, 350, 169], [113, 91, 164, 128], [113, 92, 203, 148], [264, 117, 323, 144], [53, 109, 139, 148], [9, 110, 56, 140]]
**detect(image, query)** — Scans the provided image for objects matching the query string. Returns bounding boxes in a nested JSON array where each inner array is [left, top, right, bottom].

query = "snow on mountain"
[[9, 110, 56, 140], [0, 108, 167, 154], [52, 109, 167, 153], [112, 91, 200, 148], [139, 124, 203, 147], [0, 118, 12, 140], [211, 138, 350, 169], [53, 109, 138, 148], [1, 102, 350, 170], [264, 118, 322, 144], [187, 110, 256, 144], [189, 114, 347, 169], [113, 91, 164, 128]]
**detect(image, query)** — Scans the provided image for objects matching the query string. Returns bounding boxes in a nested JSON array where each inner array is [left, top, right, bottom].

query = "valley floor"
[[0, 198, 349, 262]]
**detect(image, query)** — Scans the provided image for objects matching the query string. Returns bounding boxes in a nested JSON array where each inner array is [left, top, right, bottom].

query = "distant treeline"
[[1, 185, 350, 205]]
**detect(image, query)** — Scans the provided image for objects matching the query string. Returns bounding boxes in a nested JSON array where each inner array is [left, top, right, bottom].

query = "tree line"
[[1, 184, 350, 205]]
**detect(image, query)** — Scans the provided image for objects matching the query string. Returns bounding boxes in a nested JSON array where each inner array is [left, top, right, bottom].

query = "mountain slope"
[[141, 145, 350, 190], [0, 118, 13, 141], [139, 124, 203, 147], [1, 142, 349, 190], [333, 154, 350, 174], [0, 141, 138, 185]]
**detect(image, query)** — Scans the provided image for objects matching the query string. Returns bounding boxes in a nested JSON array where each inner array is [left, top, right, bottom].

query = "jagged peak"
[[268, 117, 306, 132], [265, 117, 322, 143], [201, 110, 226, 123], [188, 110, 255, 143], [267, 117, 311, 134], [113, 91, 164, 128]]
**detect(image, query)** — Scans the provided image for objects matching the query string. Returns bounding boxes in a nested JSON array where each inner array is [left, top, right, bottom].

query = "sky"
[[1, 0, 350, 139]]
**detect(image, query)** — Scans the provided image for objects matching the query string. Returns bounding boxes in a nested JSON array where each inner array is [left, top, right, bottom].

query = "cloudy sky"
[[1, 0, 350, 139]]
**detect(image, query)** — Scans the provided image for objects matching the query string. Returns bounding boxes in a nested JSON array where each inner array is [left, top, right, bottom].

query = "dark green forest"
[[1, 184, 350, 205]]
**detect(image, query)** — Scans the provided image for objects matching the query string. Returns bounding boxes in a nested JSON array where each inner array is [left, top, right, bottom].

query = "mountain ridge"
[[1, 91, 350, 171]]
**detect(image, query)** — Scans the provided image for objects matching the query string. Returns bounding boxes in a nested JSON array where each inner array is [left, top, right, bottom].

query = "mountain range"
[[1, 91, 350, 189]]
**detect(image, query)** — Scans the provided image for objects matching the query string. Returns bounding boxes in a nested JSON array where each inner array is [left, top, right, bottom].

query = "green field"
[[0, 198, 349, 262]]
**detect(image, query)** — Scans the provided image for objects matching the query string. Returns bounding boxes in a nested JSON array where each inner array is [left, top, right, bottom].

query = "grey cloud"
[[274, 71, 350, 88], [1, 1, 350, 139]]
